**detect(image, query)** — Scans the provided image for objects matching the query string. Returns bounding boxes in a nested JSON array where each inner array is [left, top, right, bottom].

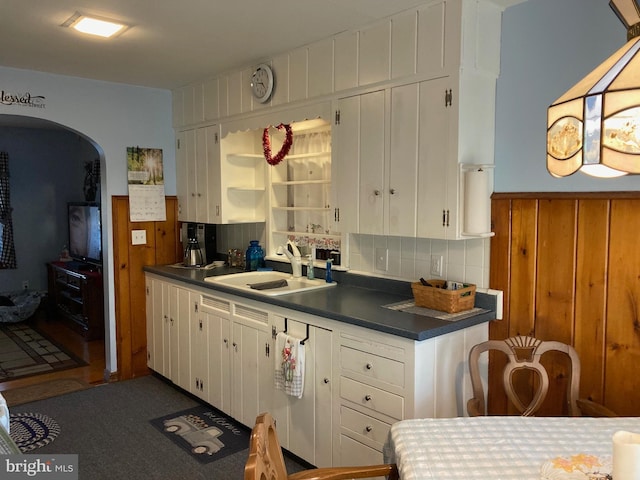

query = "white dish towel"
[[274, 332, 305, 398]]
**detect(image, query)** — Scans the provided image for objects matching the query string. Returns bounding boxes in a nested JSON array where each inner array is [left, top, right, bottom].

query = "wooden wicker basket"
[[411, 280, 476, 313]]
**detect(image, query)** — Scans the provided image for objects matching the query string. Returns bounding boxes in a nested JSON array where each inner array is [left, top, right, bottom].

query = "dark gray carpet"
[[10, 375, 309, 479]]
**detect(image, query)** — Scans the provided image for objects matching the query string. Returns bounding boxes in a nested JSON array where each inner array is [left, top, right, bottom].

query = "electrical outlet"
[[430, 255, 443, 276], [375, 248, 388, 271], [131, 230, 147, 245], [22, 280, 29, 290]]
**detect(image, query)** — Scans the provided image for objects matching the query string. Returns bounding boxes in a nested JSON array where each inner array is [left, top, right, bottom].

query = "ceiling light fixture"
[[547, 0, 640, 178], [61, 12, 128, 38]]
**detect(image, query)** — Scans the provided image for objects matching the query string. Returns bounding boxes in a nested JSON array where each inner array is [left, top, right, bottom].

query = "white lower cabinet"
[[230, 302, 272, 427], [189, 292, 209, 400], [271, 316, 333, 467], [200, 294, 232, 413], [145, 274, 488, 469]]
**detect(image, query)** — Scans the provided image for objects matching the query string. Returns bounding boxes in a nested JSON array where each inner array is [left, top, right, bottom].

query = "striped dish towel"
[[274, 332, 305, 398]]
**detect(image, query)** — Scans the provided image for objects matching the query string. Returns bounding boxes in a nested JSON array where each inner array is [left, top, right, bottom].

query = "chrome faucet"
[[276, 240, 302, 278]]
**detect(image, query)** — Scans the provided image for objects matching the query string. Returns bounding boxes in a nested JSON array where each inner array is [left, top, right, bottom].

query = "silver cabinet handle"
[[390, 188, 396, 195], [365, 425, 373, 432], [366, 363, 373, 370], [323, 378, 330, 384], [365, 394, 372, 402], [374, 190, 380, 196]]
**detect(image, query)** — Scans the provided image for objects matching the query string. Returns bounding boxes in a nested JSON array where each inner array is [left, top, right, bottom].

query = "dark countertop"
[[144, 263, 497, 342]]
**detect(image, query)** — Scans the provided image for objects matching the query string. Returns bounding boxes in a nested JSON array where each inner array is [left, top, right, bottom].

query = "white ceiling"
[[1, 0, 440, 91]]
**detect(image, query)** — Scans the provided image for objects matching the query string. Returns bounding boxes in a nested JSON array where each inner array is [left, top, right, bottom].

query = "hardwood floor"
[[0, 310, 107, 393]]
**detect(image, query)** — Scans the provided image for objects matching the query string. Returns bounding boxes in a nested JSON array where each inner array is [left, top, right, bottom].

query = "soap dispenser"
[[307, 255, 315, 280], [325, 258, 333, 283]]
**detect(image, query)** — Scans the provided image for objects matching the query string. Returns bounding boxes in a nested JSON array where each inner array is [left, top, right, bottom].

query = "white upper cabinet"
[[416, 77, 454, 239], [334, 84, 419, 238], [332, 96, 360, 235], [358, 21, 390, 86], [391, 11, 417, 79], [388, 83, 419, 237], [333, 30, 359, 93], [308, 38, 334, 98], [289, 47, 308, 103], [357, 90, 386, 235], [416, 1, 450, 78], [174, 0, 503, 239], [203, 78, 219, 121], [176, 125, 223, 224]]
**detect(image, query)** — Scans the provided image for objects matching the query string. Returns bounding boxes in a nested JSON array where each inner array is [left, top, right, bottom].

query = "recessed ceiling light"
[[61, 12, 128, 38]]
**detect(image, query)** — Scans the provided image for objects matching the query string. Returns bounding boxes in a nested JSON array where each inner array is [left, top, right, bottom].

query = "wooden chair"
[[467, 335, 617, 417], [244, 412, 399, 480]]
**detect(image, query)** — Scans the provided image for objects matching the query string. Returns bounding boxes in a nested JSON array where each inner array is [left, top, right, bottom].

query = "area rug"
[[0, 322, 87, 382], [9, 412, 60, 452], [2, 378, 92, 406], [150, 405, 251, 464]]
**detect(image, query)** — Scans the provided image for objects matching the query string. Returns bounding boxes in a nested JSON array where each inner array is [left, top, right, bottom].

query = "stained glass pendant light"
[[547, 0, 640, 178]]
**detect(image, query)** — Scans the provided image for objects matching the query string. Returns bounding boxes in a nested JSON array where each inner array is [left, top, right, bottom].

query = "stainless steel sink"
[[204, 270, 336, 296]]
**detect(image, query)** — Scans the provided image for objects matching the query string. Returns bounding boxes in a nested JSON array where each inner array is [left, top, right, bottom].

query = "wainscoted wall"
[[490, 193, 640, 416], [112, 196, 181, 380]]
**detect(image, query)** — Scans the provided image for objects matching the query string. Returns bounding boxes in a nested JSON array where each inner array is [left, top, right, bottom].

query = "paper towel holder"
[[460, 164, 495, 238]]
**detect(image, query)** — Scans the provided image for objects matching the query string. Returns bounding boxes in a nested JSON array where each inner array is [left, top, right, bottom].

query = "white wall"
[[495, 0, 640, 192], [0, 66, 175, 373]]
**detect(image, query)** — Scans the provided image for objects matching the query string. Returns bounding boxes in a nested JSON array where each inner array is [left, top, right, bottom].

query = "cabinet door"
[[185, 129, 198, 222], [205, 125, 222, 223], [416, 1, 449, 78], [176, 131, 188, 221], [358, 91, 386, 235], [207, 311, 231, 412], [168, 284, 191, 391], [333, 96, 360, 235], [195, 127, 208, 223], [231, 305, 271, 427], [389, 83, 419, 237], [190, 296, 209, 400], [147, 277, 166, 375], [287, 322, 333, 467], [145, 277, 156, 371], [417, 77, 452, 239], [358, 21, 390, 86]]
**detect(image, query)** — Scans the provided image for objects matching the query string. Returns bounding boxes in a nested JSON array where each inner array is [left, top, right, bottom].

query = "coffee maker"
[[181, 223, 217, 267]]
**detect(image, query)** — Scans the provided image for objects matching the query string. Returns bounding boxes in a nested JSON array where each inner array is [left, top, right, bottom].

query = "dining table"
[[383, 416, 640, 479]]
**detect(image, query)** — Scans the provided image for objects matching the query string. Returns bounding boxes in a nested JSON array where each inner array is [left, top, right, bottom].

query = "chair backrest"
[[245, 412, 400, 480], [467, 335, 581, 417], [245, 412, 288, 480]]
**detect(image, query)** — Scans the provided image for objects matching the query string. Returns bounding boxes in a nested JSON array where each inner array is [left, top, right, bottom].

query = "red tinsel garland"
[[262, 123, 293, 165]]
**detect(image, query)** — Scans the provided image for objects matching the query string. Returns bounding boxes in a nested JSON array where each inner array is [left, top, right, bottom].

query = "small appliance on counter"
[[181, 223, 217, 267], [184, 237, 204, 267]]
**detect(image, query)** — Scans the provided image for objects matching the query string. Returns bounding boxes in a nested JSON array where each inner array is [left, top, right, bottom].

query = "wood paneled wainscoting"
[[112, 196, 182, 381], [490, 192, 640, 417]]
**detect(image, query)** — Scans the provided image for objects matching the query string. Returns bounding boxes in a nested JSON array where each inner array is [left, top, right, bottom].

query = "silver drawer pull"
[[365, 394, 372, 402], [365, 363, 373, 370], [323, 378, 330, 384], [365, 426, 373, 432]]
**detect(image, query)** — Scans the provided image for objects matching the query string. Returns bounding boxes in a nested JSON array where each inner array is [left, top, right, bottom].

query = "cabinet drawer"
[[338, 434, 386, 480], [340, 345, 404, 388], [340, 377, 404, 420], [340, 405, 391, 449]]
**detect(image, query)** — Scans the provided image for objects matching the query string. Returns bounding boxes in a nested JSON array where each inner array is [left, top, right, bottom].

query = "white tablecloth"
[[383, 416, 640, 479]]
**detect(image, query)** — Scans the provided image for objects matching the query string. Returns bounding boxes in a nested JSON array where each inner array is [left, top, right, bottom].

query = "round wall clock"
[[251, 64, 274, 103]]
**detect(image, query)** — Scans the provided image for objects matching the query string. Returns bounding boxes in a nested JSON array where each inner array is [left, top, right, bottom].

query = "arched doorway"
[[0, 114, 109, 386]]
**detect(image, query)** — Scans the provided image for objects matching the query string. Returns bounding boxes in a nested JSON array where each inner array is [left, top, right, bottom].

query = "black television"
[[68, 202, 102, 265]]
